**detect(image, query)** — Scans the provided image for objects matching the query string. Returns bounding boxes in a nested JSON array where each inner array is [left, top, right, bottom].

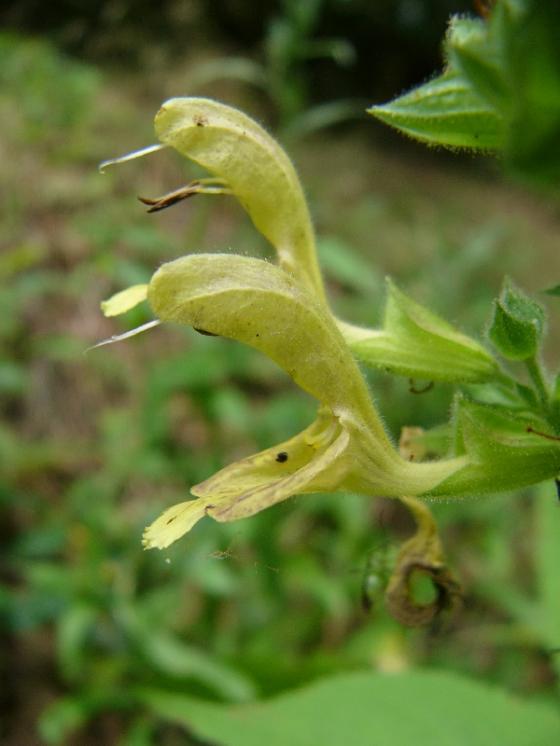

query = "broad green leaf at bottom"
[[139, 669, 560, 746]]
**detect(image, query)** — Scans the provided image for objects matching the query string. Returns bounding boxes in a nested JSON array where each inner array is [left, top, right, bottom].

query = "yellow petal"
[[147, 254, 382, 433], [142, 411, 354, 549], [101, 284, 148, 317], [142, 500, 207, 550], [204, 426, 351, 522]]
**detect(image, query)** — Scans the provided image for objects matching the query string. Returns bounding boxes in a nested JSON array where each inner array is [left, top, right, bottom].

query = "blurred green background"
[[2, 1, 560, 744]]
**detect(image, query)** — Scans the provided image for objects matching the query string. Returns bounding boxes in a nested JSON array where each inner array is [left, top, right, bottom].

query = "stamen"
[[98, 143, 167, 173], [138, 178, 231, 213], [85, 319, 161, 352], [138, 182, 202, 212]]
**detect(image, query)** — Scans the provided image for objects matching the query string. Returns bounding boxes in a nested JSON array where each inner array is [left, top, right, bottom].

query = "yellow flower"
[[104, 254, 464, 549], [100, 98, 560, 550]]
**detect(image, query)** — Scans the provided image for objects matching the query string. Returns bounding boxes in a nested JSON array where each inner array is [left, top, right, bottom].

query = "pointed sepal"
[[342, 279, 500, 383]]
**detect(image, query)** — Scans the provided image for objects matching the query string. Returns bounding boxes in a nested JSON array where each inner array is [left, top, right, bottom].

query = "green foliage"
[[140, 670, 560, 746], [0, 33, 100, 147], [370, 0, 560, 189], [370, 68, 504, 149]]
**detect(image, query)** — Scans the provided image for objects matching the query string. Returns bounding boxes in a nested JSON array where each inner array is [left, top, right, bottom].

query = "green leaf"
[[39, 697, 90, 745], [317, 236, 380, 295], [504, 2, 560, 187], [369, 69, 504, 150], [544, 284, 560, 297], [139, 670, 560, 746], [488, 278, 545, 360], [137, 631, 257, 703]]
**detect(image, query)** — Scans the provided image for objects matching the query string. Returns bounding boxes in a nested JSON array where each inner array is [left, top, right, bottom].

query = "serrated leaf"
[[139, 670, 560, 746], [369, 69, 504, 150]]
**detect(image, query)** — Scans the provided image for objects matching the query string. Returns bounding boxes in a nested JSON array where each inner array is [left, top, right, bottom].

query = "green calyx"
[[488, 277, 545, 361], [339, 279, 500, 384], [429, 397, 560, 497]]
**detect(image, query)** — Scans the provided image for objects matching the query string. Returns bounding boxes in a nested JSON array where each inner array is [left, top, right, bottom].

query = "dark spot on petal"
[[276, 451, 288, 463], [166, 517, 175, 524]]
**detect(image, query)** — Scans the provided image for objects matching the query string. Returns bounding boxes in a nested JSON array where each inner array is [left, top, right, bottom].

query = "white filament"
[[85, 319, 161, 352], [98, 143, 167, 173]]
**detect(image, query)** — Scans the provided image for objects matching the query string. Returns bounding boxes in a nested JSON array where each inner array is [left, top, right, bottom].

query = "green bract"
[[488, 278, 545, 361], [339, 280, 500, 383]]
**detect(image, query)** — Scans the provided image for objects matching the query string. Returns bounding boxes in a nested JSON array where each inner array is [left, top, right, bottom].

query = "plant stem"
[[526, 356, 550, 413]]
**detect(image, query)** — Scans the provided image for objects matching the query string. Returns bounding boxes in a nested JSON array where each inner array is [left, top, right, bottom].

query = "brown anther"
[[138, 182, 201, 213]]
